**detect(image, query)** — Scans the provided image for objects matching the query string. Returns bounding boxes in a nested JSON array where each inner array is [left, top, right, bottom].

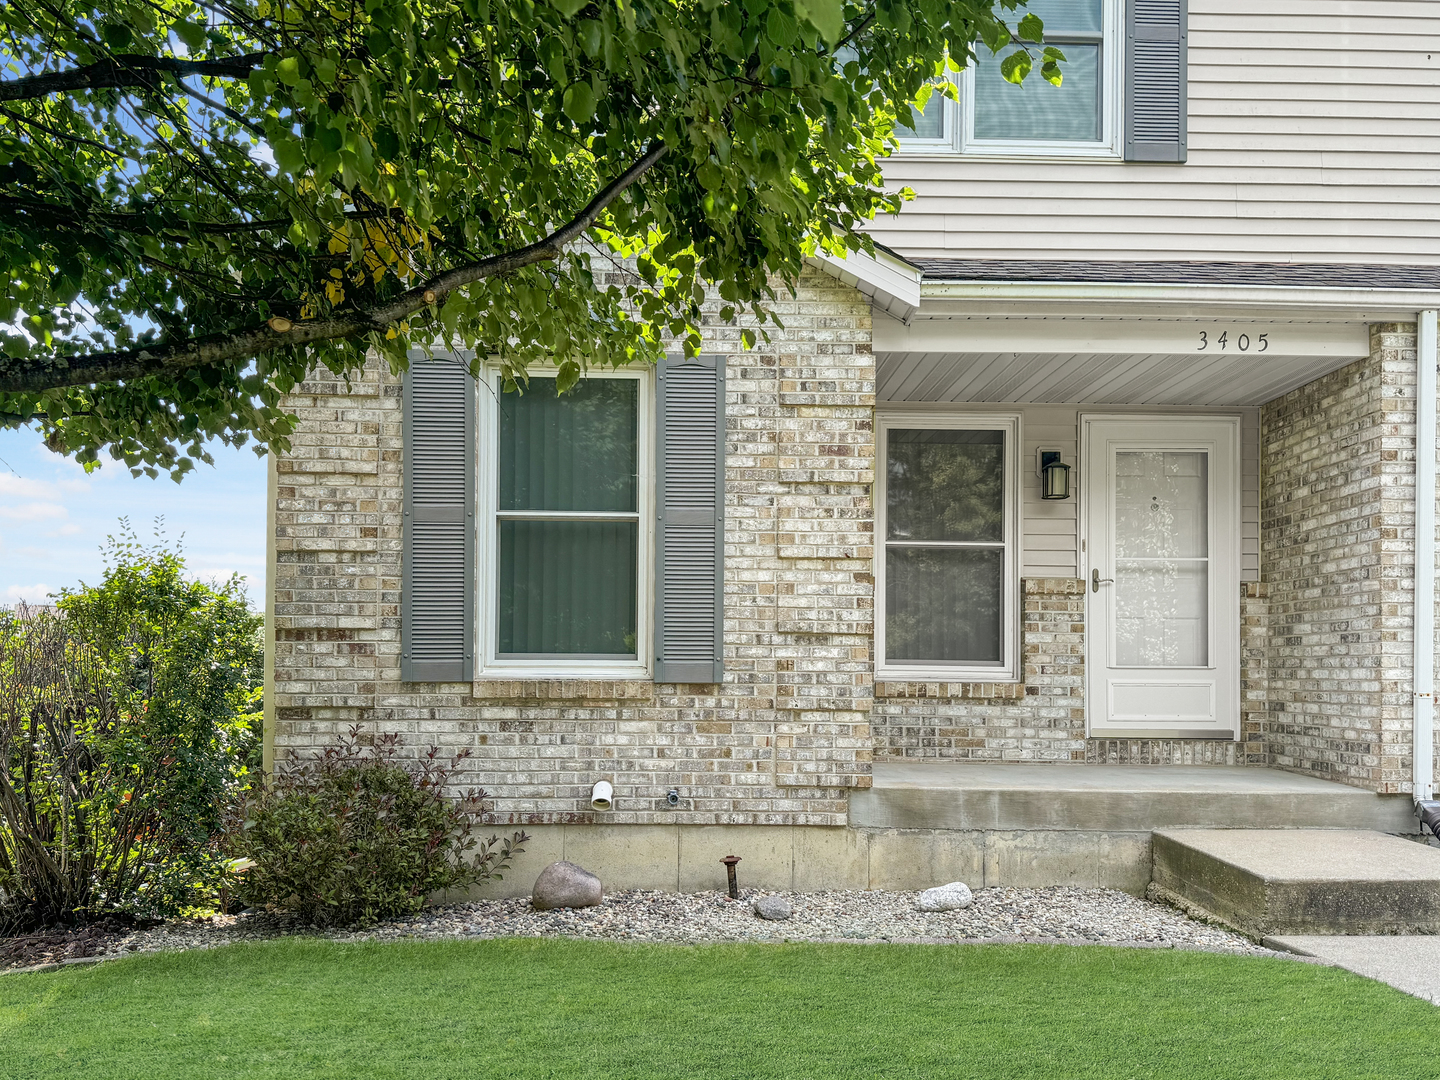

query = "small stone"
[[917, 882, 974, 912], [754, 895, 792, 921], [531, 861, 603, 910]]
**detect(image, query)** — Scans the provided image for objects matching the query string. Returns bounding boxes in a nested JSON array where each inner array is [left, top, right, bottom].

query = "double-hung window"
[[481, 369, 652, 678], [876, 414, 1020, 681], [400, 354, 724, 686], [898, 0, 1123, 158]]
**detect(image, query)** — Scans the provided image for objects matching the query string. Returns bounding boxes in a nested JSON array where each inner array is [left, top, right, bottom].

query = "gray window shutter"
[[401, 355, 476, 682], [655, 354, 725, 683], [1125, 0, 1187, 162]]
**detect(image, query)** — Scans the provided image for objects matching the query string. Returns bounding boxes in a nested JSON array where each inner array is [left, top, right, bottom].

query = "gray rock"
[[754, 895, 792, 921], [917, 882, 974, 912], [531, 861, 603, 910]]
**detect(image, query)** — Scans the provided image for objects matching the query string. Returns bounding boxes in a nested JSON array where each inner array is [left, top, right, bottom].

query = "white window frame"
[[895, 0, 1123, 161], [476, 363, 654, 680], [875, 411, 1022, 683]]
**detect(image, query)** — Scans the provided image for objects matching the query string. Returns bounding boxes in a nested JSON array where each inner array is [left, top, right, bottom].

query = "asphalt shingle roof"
[[909, 259, 1440, 290]]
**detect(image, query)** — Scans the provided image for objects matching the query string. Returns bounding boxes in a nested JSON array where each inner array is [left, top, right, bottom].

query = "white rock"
[[917, 882, 974, 912]]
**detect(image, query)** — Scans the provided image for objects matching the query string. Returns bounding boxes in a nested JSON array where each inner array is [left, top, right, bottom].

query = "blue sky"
[[0, 427, 268, 605]]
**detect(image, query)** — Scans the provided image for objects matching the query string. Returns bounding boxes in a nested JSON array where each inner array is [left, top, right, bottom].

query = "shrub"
[[0, 529, 262, 932], [226, 729, 527, 927]]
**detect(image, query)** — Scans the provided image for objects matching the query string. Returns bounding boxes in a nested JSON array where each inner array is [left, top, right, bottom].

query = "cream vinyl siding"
[[872, 2, 1440, 262], [930, 404, 1260, 579]]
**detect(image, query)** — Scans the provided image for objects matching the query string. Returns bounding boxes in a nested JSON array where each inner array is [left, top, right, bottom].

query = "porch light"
[[1039, 450, 1071, 501]]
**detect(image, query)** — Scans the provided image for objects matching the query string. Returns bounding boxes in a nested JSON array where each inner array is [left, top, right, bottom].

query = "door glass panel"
[[1113, 451, 1209, 667]]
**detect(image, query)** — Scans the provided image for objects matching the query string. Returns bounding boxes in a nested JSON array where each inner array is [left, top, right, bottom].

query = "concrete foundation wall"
[[472, 823, 1152, 899]]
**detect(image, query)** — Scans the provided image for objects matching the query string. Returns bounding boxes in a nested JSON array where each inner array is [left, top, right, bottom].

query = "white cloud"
[[4, 583, 55, 605], [0, 501, 68, 523]]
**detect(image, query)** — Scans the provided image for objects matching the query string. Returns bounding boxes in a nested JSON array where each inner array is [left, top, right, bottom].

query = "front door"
[[1083, 417, 1240, 739]]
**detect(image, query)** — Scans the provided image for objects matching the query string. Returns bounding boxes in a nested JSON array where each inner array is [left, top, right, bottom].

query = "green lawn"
[[1, 939, 1436, 1079]]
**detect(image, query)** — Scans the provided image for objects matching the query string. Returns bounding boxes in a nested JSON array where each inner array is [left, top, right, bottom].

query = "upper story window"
[[481, 369, 652, 678], [898, 0, 1122, 159], [876, 414, 1021, 682]]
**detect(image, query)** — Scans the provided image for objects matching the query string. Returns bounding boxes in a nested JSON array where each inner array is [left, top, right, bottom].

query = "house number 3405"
[[1197, 330, 1269, 352]]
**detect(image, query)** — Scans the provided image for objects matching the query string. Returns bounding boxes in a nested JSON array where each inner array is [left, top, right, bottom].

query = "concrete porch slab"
[[1153, 829, 1440, 936], [850, 763, 1418, 833]]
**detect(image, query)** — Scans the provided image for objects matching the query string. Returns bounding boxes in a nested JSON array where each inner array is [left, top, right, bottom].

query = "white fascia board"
[[875, 316, 1371, 359], [808, 247, 922, 322], [918, 280, 1440, 320]]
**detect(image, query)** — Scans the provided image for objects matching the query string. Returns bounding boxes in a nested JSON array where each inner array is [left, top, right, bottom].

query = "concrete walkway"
[[1267, 936, 1440, 1005]]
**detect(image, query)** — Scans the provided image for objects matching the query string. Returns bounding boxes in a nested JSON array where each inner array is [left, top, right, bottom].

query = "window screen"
[[495, 377, 640, 657], [884, 428, 1007, 666], [973, 0, 1105, 142]]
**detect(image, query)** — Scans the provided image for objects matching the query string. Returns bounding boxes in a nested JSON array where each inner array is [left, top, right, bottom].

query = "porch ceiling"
[[876, 349, 1359, 406]]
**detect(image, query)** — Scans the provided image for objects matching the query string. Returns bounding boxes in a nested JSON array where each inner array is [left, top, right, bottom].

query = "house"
[[262, 0, 1440, 898]]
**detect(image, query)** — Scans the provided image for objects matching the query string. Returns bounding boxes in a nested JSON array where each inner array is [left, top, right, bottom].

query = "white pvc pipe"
[[590, 780, 614, 812], [1415, 310, 1437, 803]]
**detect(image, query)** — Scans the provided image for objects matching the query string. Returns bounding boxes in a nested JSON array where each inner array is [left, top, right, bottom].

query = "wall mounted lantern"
[[1038, 449, 1071, 501]]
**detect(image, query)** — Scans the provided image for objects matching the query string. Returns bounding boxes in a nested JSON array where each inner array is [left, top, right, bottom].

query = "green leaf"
[[556, 359, 582, 393], [276, 56, 302, 86], [794, 0, 844, 46], [549, 0, 588, 16], [273, 139, 305, 174], [1017, 13, 1044, 43], [999, 49, 1032, 85], [578, 19, 604, 57], [101, 22, 133, 48], [172, 20, 207, 50], [562, 81, 596, 124]]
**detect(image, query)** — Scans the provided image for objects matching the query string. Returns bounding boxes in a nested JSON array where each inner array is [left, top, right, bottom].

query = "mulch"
[[1, 916, 156, 970]]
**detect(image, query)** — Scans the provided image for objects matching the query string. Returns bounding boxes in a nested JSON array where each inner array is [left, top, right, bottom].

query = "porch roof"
[[911, 259, 1440, 291]]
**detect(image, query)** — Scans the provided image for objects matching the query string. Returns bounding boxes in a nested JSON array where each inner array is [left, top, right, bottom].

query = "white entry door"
[[1083, 417, 1240, 738]]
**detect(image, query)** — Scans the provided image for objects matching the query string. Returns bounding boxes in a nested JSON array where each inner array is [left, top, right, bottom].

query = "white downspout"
[[1414, 310, 1437, 804]]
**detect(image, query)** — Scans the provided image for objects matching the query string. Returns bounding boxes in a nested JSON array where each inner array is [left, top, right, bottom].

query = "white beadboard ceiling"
[[876, 349, 1359, 406]]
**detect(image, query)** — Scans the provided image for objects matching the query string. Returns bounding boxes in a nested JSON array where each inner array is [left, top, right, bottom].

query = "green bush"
[[226, 730, 527, 927], [0, 529, 262, 931]]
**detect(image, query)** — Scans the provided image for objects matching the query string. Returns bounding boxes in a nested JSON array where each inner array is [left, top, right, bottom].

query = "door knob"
[[1091, 569, 1114, 593]]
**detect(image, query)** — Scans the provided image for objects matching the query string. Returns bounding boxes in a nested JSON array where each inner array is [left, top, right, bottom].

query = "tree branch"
[[0, 142, 669, 393], [0, 52, 269, 102]]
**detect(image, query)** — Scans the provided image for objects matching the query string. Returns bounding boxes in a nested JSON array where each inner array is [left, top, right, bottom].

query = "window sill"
[[478, 661, 651, 681], [889, 148, 1123, 165]]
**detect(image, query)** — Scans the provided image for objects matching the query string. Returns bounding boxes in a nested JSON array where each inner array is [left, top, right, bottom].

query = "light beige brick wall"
[[1261, 323, 1418, 793], [271, 290, 1431, 804], [272, 269, 876, 825], [869, 577, 1088, 761]]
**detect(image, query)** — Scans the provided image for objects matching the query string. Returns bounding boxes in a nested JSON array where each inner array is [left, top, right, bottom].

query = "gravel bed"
[[6, 886, 1278, 969]]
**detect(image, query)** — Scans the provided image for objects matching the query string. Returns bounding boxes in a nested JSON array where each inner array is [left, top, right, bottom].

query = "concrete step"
[[850, 763, 1419, 833], [1152, 829, 1440, 937]]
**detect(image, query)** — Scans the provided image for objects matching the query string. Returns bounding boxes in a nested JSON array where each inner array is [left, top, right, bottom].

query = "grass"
[[1, 938, 1437, 1079]]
